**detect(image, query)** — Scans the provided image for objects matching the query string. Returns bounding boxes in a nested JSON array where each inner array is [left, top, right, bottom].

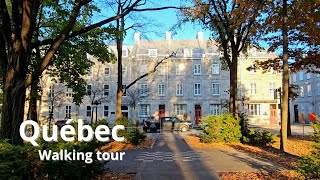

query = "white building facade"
[[290, 70, 320, 123], [28, 32, 281, 125]]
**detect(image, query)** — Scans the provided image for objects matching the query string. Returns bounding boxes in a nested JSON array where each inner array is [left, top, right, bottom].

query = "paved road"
[[105, 132, 288, 180]]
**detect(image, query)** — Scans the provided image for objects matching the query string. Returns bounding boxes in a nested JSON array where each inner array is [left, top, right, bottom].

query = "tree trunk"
[[0, 70, 27, 145], [229, 55, 239, 118], [133, 106, 137, 127], [280, 0, 289, 152], [115, 90, 123, 124], [287, 97, 292, 136], [27, 80, 39, 121]]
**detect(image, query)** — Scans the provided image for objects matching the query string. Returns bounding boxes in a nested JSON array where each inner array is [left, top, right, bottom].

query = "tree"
[[109, 0, 181, 124], [0, 0, 177, 144], [249, 0, 319, 151], [182, 0, 265, 117], [124, 88, 147, 126]]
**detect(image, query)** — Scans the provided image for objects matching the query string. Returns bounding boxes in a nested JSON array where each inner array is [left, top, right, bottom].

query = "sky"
[[94, 0, 270, 50], [94, 0, 212, 45]]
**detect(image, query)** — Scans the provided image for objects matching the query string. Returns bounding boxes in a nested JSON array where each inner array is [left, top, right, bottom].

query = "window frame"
[[212, 83, 220, 95], [194, 83, 201, 96], [194, 64, 201, 75], [176, 83, 183, 96]]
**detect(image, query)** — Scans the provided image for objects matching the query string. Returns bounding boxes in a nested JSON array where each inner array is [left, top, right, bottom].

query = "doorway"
[[158, 105, 165, 120], [294, 105, 299, 122], [195, 105, 201, 124], [270, 104, 277, 124]]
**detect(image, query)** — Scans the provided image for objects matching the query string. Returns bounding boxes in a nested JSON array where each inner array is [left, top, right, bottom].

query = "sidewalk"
[[105, 132, 288, 180], [251, 123, 314, 135]]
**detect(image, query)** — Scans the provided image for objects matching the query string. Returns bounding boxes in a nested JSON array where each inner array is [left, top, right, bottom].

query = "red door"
[[158, 105, 165, 119], [270, 104, 277, 124], [195, 105, 201, 124]]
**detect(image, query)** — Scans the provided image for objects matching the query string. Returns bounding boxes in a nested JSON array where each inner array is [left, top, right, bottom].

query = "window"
[[269, 68, 276, 74], [176, 64, 184, 75], [66, 88, 72, 97], [210, 104, 221, 115], [248, 104, 260, 116], [250, 83, 257, 95], [299, 71, 304, 81], [300, 86, 304, 97], [148, 49, 157, 58], [292, 74, 296, 82], [48, 85, 54, 98], [105, 67, 110, 77], [87, 85, 92, 96], [122, 67, 127, 76], [122, 85, 127, 96], [301, 106, 305, 114], [65, 106, 71, 118], [122, 49, 128, 57], [269, 83, 275, 97], [318, 83, 320, 95], [212, 64, 220, 74], [104, 85, 109, 96], [307, 84, 312, 96], [104, 106, 109, 117], [86, 106, 91, 117], [194, 64, 201, 75], [194, 83, 201, 95], [158, 84, 165, 96], [212, 83, 220, 95], [140, 65, 147, 75], [174, 104, 187, 115], [139, 104, 150, 117], [183, 48, 192, 57], [48, 105, 53, 114], [140, 84, 148, 96], [158, 64, 166, 75], [176, 83, 183, 96], [307, 73, 311, 79]]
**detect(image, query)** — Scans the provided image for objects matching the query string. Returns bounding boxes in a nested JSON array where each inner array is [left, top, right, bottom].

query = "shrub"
[[242, 129, 275, 147], [123, 128, 146, 145], [200, 114, 242, 143], [0, 121, 108, 179], [298, 121, 320, 179]]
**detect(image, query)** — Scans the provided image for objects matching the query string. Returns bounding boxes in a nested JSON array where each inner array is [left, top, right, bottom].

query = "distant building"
[[289, 70, 320, 123], [26, 32, 281, 126]]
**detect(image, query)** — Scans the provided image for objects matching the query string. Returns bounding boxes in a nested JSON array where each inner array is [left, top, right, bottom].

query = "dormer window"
[[148, 49, 157, 57], [183, 48, 192, 57]]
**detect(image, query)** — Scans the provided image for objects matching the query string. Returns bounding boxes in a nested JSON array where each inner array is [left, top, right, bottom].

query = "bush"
[[298, 121, 320, 179], [200, 113, 242, 143], [242, 129, 275, 147], [123, 128, 146, 145], [0, 121, 108, 179]]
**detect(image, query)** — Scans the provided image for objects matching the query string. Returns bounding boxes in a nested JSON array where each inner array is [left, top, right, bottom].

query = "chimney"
[[197, 31, 203, 42], [134, 32, 140, 44], [165, 31, 172, 40]]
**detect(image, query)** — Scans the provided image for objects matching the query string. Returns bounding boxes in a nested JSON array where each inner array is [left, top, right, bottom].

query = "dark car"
[[159, 117, 192, 132], [55, 120, 68, 128]]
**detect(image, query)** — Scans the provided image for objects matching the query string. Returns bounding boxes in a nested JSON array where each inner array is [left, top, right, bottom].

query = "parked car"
[[160, 117, 192, 132]]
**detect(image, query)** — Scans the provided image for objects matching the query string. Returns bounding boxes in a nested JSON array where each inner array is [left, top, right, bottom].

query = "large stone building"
[[27, 32, 282, 125], [289, 70, 320, 123]]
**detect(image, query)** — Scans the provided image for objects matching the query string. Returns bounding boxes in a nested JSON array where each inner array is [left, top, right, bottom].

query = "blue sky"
[[95, 0, 211, 45]]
